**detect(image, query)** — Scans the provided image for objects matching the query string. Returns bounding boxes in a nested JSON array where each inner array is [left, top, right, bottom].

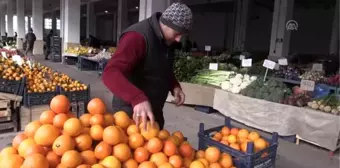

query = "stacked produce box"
[[50, 36, 62, 62]]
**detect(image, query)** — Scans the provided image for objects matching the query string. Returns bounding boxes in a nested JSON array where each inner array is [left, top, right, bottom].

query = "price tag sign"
[[1, 52, 7, 58], [278, 58, 288, 65], [209, 63, 218, 70], [239, 55, 245, 60], [312, 63, 323, 71], [205, 46, 211, 51], [263, 59, 276, 70], [12, 55, 23, 66], [300, 80, 315, 91], [241, 59, 252, 67]]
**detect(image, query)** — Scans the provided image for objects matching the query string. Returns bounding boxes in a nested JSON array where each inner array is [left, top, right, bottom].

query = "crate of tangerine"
[[198, 117, 279, 168]]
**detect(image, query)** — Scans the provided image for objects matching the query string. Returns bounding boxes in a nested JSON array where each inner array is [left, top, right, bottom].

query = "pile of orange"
[[212, 126, 270, 153], [0, 95, 236, 168]]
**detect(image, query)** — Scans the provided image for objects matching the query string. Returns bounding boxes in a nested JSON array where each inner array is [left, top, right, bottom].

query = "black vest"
[[112, 13, 173, 116]]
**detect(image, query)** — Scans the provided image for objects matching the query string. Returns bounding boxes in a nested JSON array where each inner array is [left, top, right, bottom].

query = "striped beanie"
[[160, 2, 193, 33]]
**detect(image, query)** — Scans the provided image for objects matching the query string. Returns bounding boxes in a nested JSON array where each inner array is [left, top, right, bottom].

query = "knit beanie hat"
[[160, 3, 193, 33]]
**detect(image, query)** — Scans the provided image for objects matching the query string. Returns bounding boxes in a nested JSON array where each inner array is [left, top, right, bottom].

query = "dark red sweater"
[[102, 32, 181, 108]]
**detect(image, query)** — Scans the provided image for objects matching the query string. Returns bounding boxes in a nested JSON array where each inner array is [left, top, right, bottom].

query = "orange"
[[159, 163, 174, 168], [128, 133, 145, 149], [172, 131, 185, 144], [178, 143, 193, 158], [198, 158, 209, 167], [75, 133, 93, 151], [0, 154, 24, 168], [90, 125, 104, 141], [92, 164, 105, 168], [52, 135, 76, 156], [147, 137, 163, 153], [63, 118, 83, 137], [12, 133, 27, 149], [25, 144, 46, 157], [123, 159, 138, 168], [34, 124, 60, 146], [195, 150, 205, 159], [79, 114, 92, 127], [163, 140, 177, 156], [230, 128, 239, 136], [18, 138, 36, 157], [127, 125, 139, 136], [103, 113, 115, 126], [138, 161, 157, 168], [248, 132, 260, 141], [169, 155, 183, 168], [149, 152, 169, 167], [100, 156, 121, 168], [209, 162, 222, 168], [53, 113, 69, 128], [22, 153, 49, 168], [40, 110, 56, 124], [240, 139, 252, 153], [254, 138, 267, 152], [24, 120, 41, 137], [81, 150, 98, 165], [213, 132, 222, 141], [87, 98, 106, 114], [0, 146, 18, 156], [113, 143, 131, 162], [237, 129, 249, 139], [46, 151, 61, 168], [134, 147, 150, 163], [50, 95, 70, 114], [168, 136, 181, 147], [61, 150, 83, 168], [90, 114, 105, 126], [103, 126, 121, 145], [227, 135, 237, 144], [94, 141, 112, 160], [219, 153, 233, 168], [139, 122, 160, 140], [189, 160, 205, 168], [205, 147, 220, 163], [221, 126, 230, 136], [158, 129, 170, 140], [114, 111, 131, 129]]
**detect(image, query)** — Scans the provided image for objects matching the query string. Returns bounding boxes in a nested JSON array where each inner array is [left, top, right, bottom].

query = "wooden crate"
[[0, 92, 22, 132], [0, 100, 11, 122], [20, 105, 49, 131]]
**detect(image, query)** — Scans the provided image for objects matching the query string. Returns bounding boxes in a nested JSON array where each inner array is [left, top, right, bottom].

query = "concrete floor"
[[0, 55, 339, 168]]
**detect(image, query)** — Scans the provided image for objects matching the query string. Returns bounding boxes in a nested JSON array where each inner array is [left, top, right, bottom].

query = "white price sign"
[[209, 63, 218, 70], [312, 63, 323, 72], [278, 58, 288, 65], [12, 55, 23, 66], [241, 59, 252, 67], [300, 80, 315, 91], [205, 46, 211, 51], [263, 59, 276, 70], [239, 55, 245, 60]]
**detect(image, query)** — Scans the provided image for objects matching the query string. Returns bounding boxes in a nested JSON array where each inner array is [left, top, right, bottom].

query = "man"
[[102, 3, 192, 129], [44, 30, 54, 60], [25, 28, 36, 56]]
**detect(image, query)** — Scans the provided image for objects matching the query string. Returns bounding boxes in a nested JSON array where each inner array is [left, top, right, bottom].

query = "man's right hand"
[[133, 101, 155, 130]]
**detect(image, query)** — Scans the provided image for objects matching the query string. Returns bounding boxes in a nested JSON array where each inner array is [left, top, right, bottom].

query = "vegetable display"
[[307, 94, 340, 115], [221, 74, 257, 94], [190, 70, 234, 87], [240, 77, 291, 103], [275, 65, 303, 80]]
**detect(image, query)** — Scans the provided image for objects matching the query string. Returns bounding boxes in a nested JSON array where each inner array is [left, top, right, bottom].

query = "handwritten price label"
[[312, 63, 323, 72], [241, 59, 252, 67], [205, 46, 211, 51], [209, 63, 218, 70], [263, 59, 276, 70], [300, 80, 315, 91], [278, 58, 288, 65]]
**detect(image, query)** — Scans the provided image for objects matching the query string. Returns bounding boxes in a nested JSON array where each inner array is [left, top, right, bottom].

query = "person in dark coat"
[[102, 3, 193, 129], [25, 28, 36, 55], [44, 30, 54, 60]]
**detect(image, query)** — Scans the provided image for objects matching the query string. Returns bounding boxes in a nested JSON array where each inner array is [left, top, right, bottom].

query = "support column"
[[329, 0, 339, 55], [233, 0, 252, 52], [117, 0, 128, 42], [113, 12, 117, 44], [139, 0, 172, 21], [86, 2, 96, 38], [16, 0, 25, 49], [63, 0, 81, 49], [0, 4, 6, 37], [52, 11, 57, 33], [7, 0, 14, 37], [60, 0, 65, 39], [32, 0, 44, 55], [27, 16, 31, 30], [268, 0, 295, 60]]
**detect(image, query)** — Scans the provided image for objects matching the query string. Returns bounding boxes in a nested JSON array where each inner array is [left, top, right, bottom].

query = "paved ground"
[[0, 55, 339, 168]]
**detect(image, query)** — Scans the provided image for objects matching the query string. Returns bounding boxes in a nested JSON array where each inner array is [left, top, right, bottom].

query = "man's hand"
[[172, 87, 185, 106], [133, 101, 155, 130]]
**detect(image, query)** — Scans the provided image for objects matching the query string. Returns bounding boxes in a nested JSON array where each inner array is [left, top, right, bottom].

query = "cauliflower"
[[243, 74, 250, 81], [230, 78, 242, 86], [240, 82, 250, 89], [231, 86, 241, 94], [221, 81, 232, 91], [235, 74, 243, 79], [250, 76, 257, 81]]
